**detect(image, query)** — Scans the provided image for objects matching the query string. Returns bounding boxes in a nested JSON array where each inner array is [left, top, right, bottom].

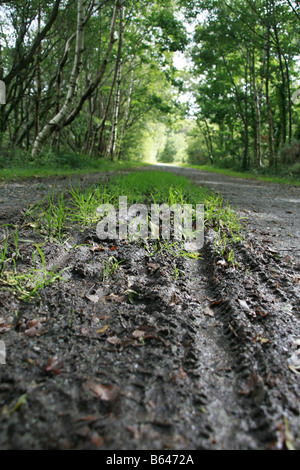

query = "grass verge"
[[1, 171, 244, 301], [27, 170, 243, 258], [180, 164, 300, 187], [0, 158, 149, 181]]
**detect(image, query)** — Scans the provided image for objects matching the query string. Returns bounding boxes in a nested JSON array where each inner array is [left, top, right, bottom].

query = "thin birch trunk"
[[63, 5, 119, 128], [108, 5, 124, 160], [31, 0, 85, 157], [117, 65, 134, 160], [35, 2, 42, 138], [252, 51, 261, 167], [265, 27, 275, 167]]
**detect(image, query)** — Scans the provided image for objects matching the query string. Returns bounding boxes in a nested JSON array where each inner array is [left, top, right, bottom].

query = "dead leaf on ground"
[[107, 336, 122, 346], [0, 324, 13, 333], [45, 355, 63, 375], [100, 293, 124, 303], [89, 383, 119, 402], [254, 335, 271, 345], [75, 415, 98, 423], [204, 306, 215, 317], [147, 263, 160, 271], [239, 373, 264, 397], [126, 426, 139, 439], [90, 243, 105, 253], [86, 294, 99, 303], [90, 432, 104, 448], [169, 291, 180, 305], [97, 325, 110, 334], [139, 324, 156, 332], [27, 319, 39, 328], [25, 321, 44, 337], [209, 299, 223, 308], [132, 329, 145, 339]]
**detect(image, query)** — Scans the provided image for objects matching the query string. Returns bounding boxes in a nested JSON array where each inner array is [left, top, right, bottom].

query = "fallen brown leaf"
[[45, 356, 63, 375], [147, 263, 160, 271], [75, 415, 98, 423], [27, 319, 39, 328], [204, 306, 215, 317], [86, 294, 99, 303], [107, 336, 122, 346], [97, 325, 110, 334], [0, 325, 13, 333], [169, 292, 180, 305], [132, 330, 145, 339], [89, 383, 119, 402], [25, 321, 44, 337], [90, 432, 104, 448], [90, 243, 105, 253], [209, 299, 223, 308], [100, 293, 124, 303]]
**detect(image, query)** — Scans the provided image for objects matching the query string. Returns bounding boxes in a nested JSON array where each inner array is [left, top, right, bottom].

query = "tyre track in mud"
[[0, 167, 299, 450], [202, 235, 300, 450]]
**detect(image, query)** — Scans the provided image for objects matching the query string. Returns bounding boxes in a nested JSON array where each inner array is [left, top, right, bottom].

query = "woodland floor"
[[0, 165, 299, 450]]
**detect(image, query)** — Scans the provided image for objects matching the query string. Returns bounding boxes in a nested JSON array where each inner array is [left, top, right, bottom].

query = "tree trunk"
[[283, 54, 292, 145], [117, 65, 134, 160], [31, 0, 85, 157], [265, 27, 275, 167], [35, 2, 42, 139], [273, 13, 287, 149], [62, 4, 119, 129], [243, 49, 249, 170], [252, 51, 262, 167], [108, 5, 124, 160]]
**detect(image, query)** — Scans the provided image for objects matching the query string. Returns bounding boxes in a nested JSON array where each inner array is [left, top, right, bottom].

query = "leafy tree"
[[157, 132, 177, 163], [180, 0, 300, 170]]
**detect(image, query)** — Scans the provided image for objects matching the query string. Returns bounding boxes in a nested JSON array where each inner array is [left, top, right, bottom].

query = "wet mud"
[[0, 168, 299, 450]]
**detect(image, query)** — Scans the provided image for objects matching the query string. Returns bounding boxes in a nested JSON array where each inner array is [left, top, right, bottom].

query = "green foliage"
[[0, 0, 188, 163], [148, 9, 188, 53], [0, 237, 68, 302], [181, 0, 300, 172], [157, 136, 177, 163]]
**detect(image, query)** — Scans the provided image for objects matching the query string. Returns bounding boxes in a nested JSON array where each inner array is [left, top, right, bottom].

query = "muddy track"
[[0, 168, 299, 450]]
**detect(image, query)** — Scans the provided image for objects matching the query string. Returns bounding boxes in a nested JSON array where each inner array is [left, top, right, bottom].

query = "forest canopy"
[[0, 0, 299, 173]]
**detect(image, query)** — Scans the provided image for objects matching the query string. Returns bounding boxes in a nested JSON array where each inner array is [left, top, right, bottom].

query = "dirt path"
[[0, 167, 299, 450], [0, 172, 120, 224], [151, 164, 300, 266]]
